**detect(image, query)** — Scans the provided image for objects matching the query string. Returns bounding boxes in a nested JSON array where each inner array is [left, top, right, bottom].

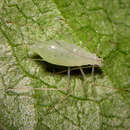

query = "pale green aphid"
[[29, 40, 102, 112], [30, 40, 102, 67], [29, 40, 102, 87]]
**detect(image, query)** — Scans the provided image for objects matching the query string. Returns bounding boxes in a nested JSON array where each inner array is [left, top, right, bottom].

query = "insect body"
[[30, 40, 102, 67], [29, 40, 102, 112]]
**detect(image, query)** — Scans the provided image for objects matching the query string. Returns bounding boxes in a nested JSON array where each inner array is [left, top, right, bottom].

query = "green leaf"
[[0, 0, 129, 129]]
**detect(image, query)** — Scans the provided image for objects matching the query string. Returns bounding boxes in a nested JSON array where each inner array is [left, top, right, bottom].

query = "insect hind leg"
[[46, 67, 71, 113], [91, 65, 95, 86], [79, 67, 86, 81], [67, 67, 70, 89], [79, 67, 87, 87]]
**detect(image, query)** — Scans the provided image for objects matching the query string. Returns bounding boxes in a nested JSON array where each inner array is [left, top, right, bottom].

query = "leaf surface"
[[0, 0, 129, 129]]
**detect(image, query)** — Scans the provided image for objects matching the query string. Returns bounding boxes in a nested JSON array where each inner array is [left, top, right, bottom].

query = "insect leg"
[[46, 67, 71, 113], [79, 67, 86, 81], [79, 67, 87, 87], [67, 67, 70, 89], [91, 65, 95, 86]]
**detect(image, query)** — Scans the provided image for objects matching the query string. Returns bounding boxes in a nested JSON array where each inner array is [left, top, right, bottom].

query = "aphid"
[[29, 40, 102, 84], [29, 40, 102, 112], [30, 40, 102, 67], [29, 40, 102, 88]]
